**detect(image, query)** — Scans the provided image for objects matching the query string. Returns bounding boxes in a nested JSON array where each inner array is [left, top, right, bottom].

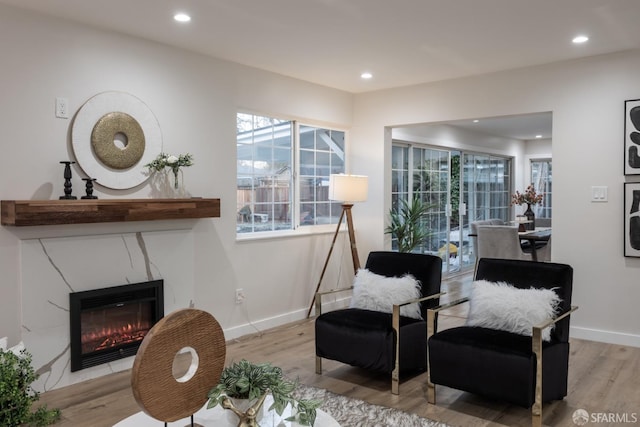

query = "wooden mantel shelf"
[[1, 198, 220, 226]]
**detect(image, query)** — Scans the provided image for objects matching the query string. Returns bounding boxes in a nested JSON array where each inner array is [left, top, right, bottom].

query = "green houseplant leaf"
[[385, 195, 431, 253], [207, 359, 319, 426]]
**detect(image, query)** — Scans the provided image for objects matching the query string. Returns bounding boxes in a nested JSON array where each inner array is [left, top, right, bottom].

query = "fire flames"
[[81, 320, 151, 354]]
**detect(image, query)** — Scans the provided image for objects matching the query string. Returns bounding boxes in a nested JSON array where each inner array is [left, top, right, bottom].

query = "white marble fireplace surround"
[[19, 226, 195, 393]]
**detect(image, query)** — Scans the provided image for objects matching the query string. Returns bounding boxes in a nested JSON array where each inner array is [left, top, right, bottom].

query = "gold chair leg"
[[427, 381, 436, 404], [392, 304, 401, 395], [532, 411, 542, 427], [316, 356, 322, 375], [392, 369, 399, 395], [532, 327, 543, 427], [426, 308, 437, 404]]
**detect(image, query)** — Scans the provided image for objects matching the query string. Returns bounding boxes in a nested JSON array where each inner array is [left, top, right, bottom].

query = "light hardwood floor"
[[39, 272, 640, 427]]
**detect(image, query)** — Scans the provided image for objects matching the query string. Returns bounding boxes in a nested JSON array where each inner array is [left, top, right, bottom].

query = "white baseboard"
[[225, 306, 640, 349], [223, 298, 350, 341], [571, 326, 640, 348]]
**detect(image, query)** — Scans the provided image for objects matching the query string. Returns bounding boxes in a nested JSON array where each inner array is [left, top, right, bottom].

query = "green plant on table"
[[207, 359, 320, 426], [0, 348, 61, 427]]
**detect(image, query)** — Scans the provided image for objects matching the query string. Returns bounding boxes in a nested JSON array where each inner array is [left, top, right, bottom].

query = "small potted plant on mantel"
[[207, 359, 320, 426]]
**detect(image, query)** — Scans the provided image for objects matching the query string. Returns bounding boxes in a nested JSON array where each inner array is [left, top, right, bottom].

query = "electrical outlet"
[[235, 288, 245, 304], [55, 97, 69, 119]]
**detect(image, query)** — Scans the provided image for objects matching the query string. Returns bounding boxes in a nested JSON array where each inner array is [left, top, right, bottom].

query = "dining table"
[[518, 228, 551, 261]]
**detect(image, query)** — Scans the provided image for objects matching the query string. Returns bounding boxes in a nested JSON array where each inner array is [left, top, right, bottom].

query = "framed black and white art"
[[624, 99, 640, 175], [624, 182, 640, 257]]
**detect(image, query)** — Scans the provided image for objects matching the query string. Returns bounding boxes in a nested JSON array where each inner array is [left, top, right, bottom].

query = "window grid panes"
[[391, 142, 512, 275], [237, 113, 345, 235], [531, 159, 552, 219], [237, 114, 293, 233], [463, 153, 511, 224], [299, 125, 345, 226], [391, 145, 409, 213]]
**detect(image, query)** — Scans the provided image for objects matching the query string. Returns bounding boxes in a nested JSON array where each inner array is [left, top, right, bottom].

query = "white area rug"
[[294, 384, 450, 427]]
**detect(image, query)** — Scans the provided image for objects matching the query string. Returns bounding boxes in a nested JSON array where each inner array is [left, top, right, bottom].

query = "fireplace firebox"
[[69, 280, 163, 372]]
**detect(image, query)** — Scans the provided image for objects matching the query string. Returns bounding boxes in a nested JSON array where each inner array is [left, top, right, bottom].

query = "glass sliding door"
[[391, 142, 512, 275], [462, 153, 512, 268], [530, 158, 552, 219]]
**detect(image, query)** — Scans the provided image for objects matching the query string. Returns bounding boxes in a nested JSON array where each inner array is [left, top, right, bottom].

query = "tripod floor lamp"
[[307, 174, 368, 318]]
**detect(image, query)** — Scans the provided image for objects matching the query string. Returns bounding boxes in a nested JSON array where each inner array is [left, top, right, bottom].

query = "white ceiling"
[[3, 0, 638, 139], [3, 0, 640, 94], [446, 112, 553, 141]]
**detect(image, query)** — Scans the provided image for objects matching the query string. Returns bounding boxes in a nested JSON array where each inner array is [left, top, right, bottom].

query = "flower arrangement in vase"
[[511, 184, 543, 230], [145, 152, 193, 190]]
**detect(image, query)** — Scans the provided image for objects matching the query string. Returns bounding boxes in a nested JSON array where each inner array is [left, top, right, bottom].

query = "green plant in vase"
[[207, 359, 320, 426], [145, 152, 194, 190]]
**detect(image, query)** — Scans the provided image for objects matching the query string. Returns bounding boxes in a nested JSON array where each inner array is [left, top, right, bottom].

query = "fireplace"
[[69, 280, 163, 372]]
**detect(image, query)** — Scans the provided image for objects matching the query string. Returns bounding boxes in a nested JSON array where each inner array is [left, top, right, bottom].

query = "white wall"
[[351, 51, 640, 346], [0, 4, 354, 352]]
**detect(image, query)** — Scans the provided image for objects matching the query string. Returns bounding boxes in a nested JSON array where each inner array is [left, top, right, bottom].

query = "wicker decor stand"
[[131, 309, 226, 424]]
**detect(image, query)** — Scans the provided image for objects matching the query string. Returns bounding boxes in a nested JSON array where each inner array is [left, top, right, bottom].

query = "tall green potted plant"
[[385, 195, 431, 253], [207, 359, 319, 426]]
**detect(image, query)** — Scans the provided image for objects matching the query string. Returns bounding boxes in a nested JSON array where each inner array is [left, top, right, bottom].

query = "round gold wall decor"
[[91, 112, 145, 169], [72, 91, 163, 189]]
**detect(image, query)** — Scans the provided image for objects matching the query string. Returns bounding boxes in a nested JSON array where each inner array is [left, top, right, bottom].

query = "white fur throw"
[[349, 269, 423, 319], [466, 280, 560, 341]]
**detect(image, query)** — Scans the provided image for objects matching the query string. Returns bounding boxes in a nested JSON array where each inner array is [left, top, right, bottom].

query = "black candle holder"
[[81, 178, 98, 199], [59, 161, 77, 200]]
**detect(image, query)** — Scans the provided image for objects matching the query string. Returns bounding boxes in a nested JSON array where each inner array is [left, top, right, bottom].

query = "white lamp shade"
[[329, 174, 368, 203]]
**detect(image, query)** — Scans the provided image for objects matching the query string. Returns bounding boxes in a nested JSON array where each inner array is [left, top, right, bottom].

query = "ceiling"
[[2, 0, 638, 140], [2, 0, 640, 94], [446, 112, 553, 141]]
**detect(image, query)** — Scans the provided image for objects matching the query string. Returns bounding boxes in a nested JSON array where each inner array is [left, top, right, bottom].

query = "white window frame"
[[236, 112, 347, 241]]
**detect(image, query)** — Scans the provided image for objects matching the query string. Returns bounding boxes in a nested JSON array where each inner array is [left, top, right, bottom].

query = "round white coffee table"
[[114, 396, 340, 427]]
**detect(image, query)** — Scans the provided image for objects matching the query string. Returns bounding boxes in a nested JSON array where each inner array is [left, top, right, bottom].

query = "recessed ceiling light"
[[174, 13, 191, 23], [572, 35, 589, 44], [361, 72, 373, 80], [535, 135, 542, 139], [473, 119, 479, 123]]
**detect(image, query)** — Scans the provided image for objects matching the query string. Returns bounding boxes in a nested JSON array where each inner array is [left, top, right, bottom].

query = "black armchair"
[[427, 258, 578, 427], [315, 251, 442, 394]]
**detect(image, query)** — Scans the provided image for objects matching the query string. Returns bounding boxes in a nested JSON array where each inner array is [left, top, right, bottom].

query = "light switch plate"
[[591, 186, 608, 202], [55, 97, 68, 119]]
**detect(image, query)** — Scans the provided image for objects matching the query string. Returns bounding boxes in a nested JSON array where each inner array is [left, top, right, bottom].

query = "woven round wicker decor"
[[91, 112, 145, 169], [131, 309, 226, 422]]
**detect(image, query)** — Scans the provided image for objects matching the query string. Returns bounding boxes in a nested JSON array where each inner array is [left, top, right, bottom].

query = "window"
[[530, 159, 552, 218], [237, 113, 345, 235], [299, 125, 345, 226]]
